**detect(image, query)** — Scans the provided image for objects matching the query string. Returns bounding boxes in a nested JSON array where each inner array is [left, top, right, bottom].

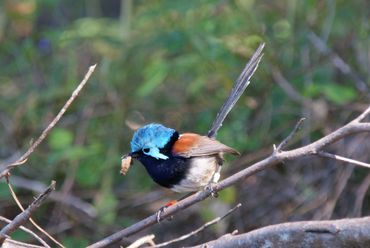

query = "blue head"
[[130, 123, 176, 160]]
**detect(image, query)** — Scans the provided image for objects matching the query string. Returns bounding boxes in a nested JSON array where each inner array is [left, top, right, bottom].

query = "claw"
[[156, 207, 165, 223], [205, 183, 218, 198], [156, 200, 177, 223]]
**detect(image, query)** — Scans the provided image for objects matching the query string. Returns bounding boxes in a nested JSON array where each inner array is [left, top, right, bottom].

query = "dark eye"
[[143, 148, 150, 153]]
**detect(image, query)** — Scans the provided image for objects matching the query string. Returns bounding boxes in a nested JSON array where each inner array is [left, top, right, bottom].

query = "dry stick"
[[153, 203, 242, 248], [0, 181, 56, 245], [88, 105, 370, 248], [0, 216, 50, 248], [0, 64, 97, 179], [7, 180, 64, 248], [126, 235, 155, 248]]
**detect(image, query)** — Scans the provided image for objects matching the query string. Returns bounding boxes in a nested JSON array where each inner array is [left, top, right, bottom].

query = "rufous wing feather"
[[172, 133, 240, 158]]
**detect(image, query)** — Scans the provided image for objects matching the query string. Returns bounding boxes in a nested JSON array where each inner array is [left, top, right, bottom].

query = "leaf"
[[305, 83, 356, 105], [137, 55, 169, 96], [48, 128, 73, 150]]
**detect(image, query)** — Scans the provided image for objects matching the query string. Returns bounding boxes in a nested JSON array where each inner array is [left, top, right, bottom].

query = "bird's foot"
[[156, 200, 177, 223], [205, 183, 218, 198]]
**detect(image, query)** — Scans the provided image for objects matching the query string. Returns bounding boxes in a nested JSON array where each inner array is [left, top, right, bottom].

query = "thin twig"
[[317, 151, 370, 169], [0, 216, 50, 248], [275, 118, 306, 152], [0, 181, 56, 244], [154, 203, 242, 248], [0, 64, 97, 179], [126, 235, 155, 248], [7, 179, 65, 248]]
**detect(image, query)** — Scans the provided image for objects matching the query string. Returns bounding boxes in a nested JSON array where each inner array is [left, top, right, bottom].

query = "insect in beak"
[[120, 153, 134, 175]]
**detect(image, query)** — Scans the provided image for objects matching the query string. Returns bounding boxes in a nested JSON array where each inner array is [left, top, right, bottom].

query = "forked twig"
[[0, 64, 97, 179], [7, 179, 65, 248], [0, 181, 56, 245], [0, 216, 50, 247]]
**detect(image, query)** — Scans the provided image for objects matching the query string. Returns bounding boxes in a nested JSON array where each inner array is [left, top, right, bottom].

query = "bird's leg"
[[156, 192, 194, 223], [206, 165, 222, 198]]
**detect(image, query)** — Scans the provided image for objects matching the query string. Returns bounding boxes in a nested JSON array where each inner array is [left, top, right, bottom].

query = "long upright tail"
[[207, 43, 265, 138]]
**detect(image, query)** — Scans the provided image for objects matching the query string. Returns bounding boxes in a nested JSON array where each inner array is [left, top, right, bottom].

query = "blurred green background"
[[0, 0, 369, 247]]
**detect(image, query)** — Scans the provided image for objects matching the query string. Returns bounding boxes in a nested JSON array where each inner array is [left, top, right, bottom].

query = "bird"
[[122, 43, 264, 201], [128, 123, 240, 193]]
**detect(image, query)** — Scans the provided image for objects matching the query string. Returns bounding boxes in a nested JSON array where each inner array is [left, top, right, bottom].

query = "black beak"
[[122, 152, 138, 159]]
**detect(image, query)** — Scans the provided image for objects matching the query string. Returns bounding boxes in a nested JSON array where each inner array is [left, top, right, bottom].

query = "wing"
[[172, 133, 240, 158]]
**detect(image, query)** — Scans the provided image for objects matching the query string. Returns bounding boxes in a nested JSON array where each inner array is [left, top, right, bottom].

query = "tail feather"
[[208, 43, 265, 138]]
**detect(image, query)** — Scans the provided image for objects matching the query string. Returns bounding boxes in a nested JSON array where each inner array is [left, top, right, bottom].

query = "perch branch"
[[0, 181, 56, 245], [88, 104, 370, 248], [0, 64, 97, 179]]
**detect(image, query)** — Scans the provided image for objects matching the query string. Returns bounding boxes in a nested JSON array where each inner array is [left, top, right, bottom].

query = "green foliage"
[[219, 186, 237, 204], [48, 128, 74, 150], [0, 0, 368, 245]]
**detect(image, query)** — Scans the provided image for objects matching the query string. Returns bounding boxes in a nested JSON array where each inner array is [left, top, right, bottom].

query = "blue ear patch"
[[130, 123, 176, 154]]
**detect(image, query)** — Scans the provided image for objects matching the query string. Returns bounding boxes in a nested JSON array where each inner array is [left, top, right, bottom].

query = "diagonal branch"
[[0, 181, 56, 245], [0, 64, 97, 179], [88, 103, 370, 248]]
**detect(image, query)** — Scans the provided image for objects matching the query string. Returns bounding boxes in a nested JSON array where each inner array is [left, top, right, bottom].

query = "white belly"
[[171, 156, 219, 193]]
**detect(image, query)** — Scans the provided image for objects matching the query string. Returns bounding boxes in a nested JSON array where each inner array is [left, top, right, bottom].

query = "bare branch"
[[0, 64, 97, 179], [190, 217, 370, 248], [0, 216, 50, 247], [317, 151, 370, 169], [0, 181, 56, 245]]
